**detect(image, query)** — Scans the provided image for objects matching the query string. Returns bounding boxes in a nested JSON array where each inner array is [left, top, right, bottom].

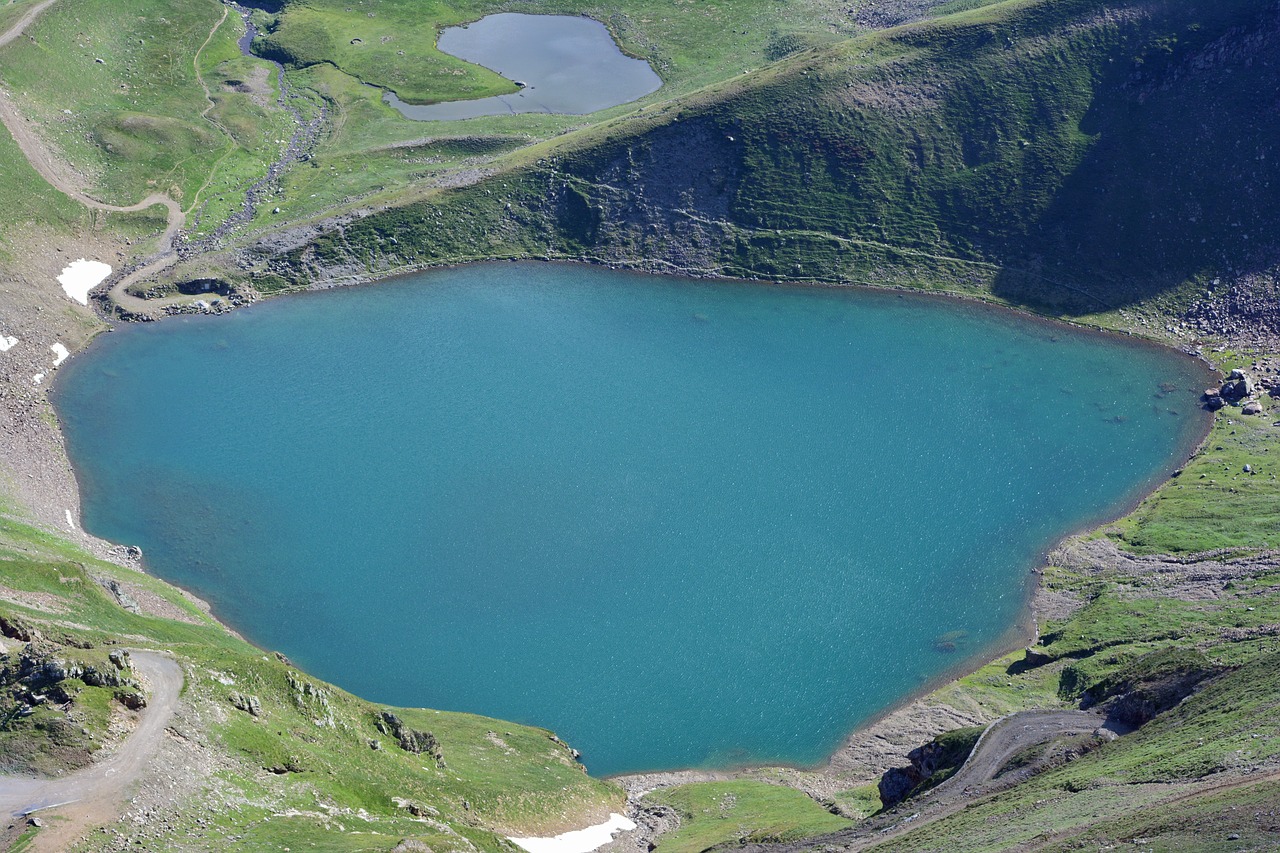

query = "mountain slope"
[[239, 0, 1280, 325]]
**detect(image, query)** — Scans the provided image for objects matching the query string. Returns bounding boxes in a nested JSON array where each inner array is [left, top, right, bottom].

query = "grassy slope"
[[0, 515, 621, 850], [259, 0, 857, 105], [1110, 388, 1280, 554], [0, 118, 89, 254], [0, 97, 168, 260], [0, 0, 227, 206], [0, 0, 292, 232], [870, 654, 1280, 851], [645, 781, 852, 853], [0, 0, 44, 40], [235, 0, 864, 233], [181, 6, 302, 238], [247, 0, 1280, 321]]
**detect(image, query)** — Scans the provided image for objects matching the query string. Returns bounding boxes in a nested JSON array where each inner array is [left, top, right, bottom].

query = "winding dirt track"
[[0, 0, 187, 309], [0, 652, 184, 849], [927, 710, 1105, 798]]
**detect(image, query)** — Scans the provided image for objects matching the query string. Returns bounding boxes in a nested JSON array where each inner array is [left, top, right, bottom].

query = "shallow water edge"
[[60, 258, 1218, 778]]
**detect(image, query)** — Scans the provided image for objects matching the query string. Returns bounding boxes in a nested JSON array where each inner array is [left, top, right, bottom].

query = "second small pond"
[[384, 13, 663, 121]]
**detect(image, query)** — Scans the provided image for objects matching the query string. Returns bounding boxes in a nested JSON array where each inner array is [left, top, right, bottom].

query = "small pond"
[[385, 13, 662, 120]]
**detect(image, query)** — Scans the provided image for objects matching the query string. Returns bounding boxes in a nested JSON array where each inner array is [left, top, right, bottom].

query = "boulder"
[[1206, 395, 1226, 411], [0, 616, 37, 642], [116, 689, 147, 710], [1021, 647, 1054, 668], [230, 692, 262, 716], [379, 711, 445, 763], [1242, 400, 1263, 415], [1220, 376, 1254, 401]]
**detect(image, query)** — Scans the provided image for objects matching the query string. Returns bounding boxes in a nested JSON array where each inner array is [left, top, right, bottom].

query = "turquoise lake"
[[53, 263, 1211, 775]]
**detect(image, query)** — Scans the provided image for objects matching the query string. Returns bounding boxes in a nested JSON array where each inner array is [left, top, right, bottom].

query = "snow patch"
[[32, 373, 44, 386], [0, 335, 16, 352], [57, 259, 112, 305], [50, 343, 70, 366], [509, 814, 638, 853], [65, 509, 76, 530]]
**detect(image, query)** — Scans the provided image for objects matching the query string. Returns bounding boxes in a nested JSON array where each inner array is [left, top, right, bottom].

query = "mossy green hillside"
[[1110, 394, 1280, 554], [644, 781, 851, 853], [184, 7, 306, 238], [0, 0, 293, 228], [0, 0, 46, 42], [0, 121, 91, 256], [869, 653, 1280, 851], [231, 0, 867, 229], [256, 0, 515, 106], [0, 0, 226, 206], [257, 0, 858, 106], [0, 514, 621, 849], [1035, 776, 1280, 852], [249, 0, 1280, 323]]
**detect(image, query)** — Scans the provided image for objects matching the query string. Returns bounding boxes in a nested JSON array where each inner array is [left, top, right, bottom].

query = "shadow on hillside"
[[991, 3, 1280, 316]]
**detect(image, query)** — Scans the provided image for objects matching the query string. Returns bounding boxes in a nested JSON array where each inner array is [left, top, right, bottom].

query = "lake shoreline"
[[48, 259, 1218, 789]]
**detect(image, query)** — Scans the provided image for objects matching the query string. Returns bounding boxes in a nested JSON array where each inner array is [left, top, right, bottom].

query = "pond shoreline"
[[55, 257, 1220, 791], [380, 13, 662, 121]]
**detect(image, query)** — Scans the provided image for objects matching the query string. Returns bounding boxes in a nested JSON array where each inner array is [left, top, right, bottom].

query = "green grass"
[[645, 781, 851, 853], [871, 654, 1280, 850], [0, 0, 44, 39], [1037, 777, 1280, 852], [0, 117, 92, 253], [183, 6, 303, 237], [258, 0, 516, 106], [829, 784, 882, 821], [259, 0, 859, 106], [239, 0, 1280, 323], [8, 821, 39, 853], [0, 512, 622, 849], [0, 0, 229, 206], [224, 0, 868, 228], [1110, 398, 1280, 554], [0, 0, 292, 236], [929, 0, 1009, 16]]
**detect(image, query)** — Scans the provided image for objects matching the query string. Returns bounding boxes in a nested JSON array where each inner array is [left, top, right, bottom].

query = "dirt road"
[[0, 0, 187, 312], [0, 651, 183, 850], [929, 710, 1106, 797], [736, 710, 1111, 852]]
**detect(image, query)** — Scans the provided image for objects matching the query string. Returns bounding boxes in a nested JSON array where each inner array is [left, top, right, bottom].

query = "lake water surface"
[[54, 263, 1211, 775], [385, 14, 662, 120]]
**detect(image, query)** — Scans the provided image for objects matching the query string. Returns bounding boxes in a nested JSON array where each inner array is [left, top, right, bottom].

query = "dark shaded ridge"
[[245, 0, 1280, 320], [991, 0, 1280, 310]]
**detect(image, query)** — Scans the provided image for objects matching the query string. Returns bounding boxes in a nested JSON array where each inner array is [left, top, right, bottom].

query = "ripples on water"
[[54, 263, 1211, 774]]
